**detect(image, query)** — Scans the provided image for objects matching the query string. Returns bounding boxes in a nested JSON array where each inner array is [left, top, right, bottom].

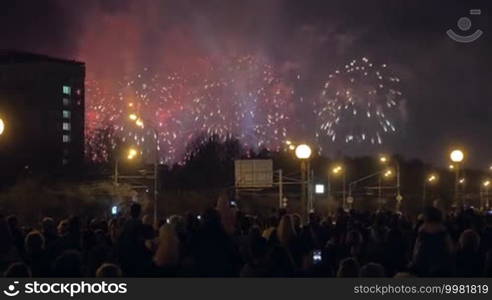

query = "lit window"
[[63, 122, 71, 131], [62, 158, 69, 165], [63, 85, 71, 95], [63, 135, 70, 143], [63, 110, 71, 119], [63, 98, 70, 106]]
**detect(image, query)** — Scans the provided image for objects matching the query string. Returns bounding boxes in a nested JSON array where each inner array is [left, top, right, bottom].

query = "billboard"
[[235, 159, 273, 188]]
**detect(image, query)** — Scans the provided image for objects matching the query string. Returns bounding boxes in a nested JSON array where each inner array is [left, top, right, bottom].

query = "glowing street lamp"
[[427, 174, 438, 183], [128, 113, 159, 224], [450, 149, 464, 163], [449, 149, 465, 207], [331, 165, 343, 175], [423, 173, 438, 209], [459, 178, 465, 185], [331, 164, 346, 208], [483, 179, 491, 209], [295, 144, 312, 219], [376, 168, 394, 210], [135, 119, 144, 128], [0, 117, 4, 136], [284, 140, 296, 151], [114, 147, 139, 186], [127, 148, 138, 160], [129, 113, 138, 121], [295, 144, 312, 160], [378, 154, 402, 206]]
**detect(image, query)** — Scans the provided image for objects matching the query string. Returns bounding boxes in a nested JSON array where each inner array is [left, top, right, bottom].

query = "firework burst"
[[315, 57, 403, 147], [86, 55, 296, 163], [189, 55, 293, 150]]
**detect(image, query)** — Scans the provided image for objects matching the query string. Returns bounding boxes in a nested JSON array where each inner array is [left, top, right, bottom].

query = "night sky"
[[1, 0, 491, 167]]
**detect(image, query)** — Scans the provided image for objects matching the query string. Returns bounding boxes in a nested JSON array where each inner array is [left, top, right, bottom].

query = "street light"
[[458, 177, 466, 203], [114, 147, 140, 185], [129, 113, 138, 121], [428, 174, 438, 183], [449, 149, 465, 207], [129, 113, 160, 225], [0, 117, 4, 136], [127, 148, 138, 160], [483, 180, 491, 209], [295, 144, 312, 160], [378, 154, 402, 207], [295, 144, 312, 219], [423, 173, 438, 209], [450, 149, 464, 163], [331, 164, 346, 209], [284, 140, 297, 151], [332, 165, 343, 174], [383, 169, 393, 178], [377, 168, 394, 210]]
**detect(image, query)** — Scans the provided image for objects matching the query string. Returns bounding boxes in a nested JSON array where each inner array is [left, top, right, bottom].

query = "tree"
[[169, 134, 244, 189]]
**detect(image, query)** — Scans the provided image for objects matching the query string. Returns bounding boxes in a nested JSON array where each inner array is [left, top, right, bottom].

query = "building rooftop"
[[0, 50, 84, 66]]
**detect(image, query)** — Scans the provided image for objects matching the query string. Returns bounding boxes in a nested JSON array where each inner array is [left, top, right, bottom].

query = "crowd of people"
[[2, 198, 492, 278]]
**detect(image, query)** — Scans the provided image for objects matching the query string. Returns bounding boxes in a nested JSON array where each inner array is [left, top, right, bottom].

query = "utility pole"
[[278, 169, 283, 208]]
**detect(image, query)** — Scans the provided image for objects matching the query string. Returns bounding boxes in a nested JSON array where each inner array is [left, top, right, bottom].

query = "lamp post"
[[458, 177, 466, 201], [114, 148, 139, 185], [295, 144, 312, 220], [450, 149, 464, 207], [378, 169, 393, 210], [423, 173, 438, 209], [348, 170, 392, 211], [331, 164, 346, 209], [483, 180, 491, 210], [129, 114, 159, 225], [379, 154, 401, 206]]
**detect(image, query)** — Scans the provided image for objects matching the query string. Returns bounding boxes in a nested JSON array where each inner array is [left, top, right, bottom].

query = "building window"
[[63, 98, 70, 106], [63, 110, 71, 119], [63, 122, 71, 131], [63, 134, 70, 143], [63, 85, 71, 95], [62, 158, 69, 165]]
